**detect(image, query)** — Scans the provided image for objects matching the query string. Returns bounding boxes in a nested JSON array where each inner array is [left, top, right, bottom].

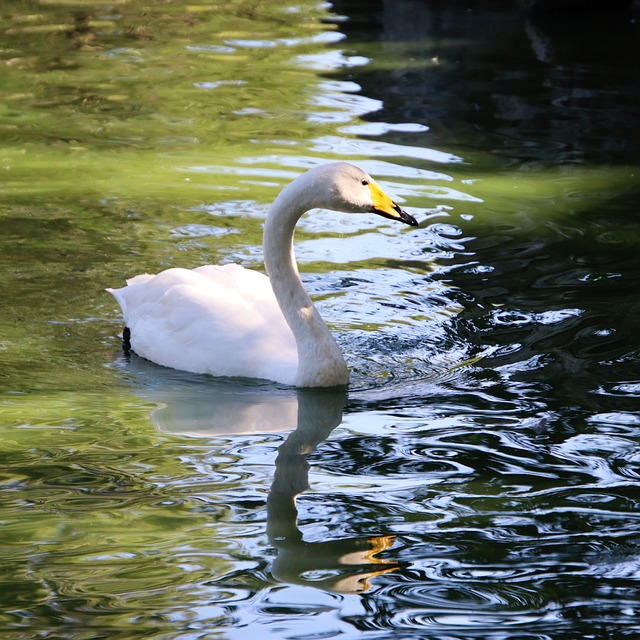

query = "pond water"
[[2, 0, 640, 638]]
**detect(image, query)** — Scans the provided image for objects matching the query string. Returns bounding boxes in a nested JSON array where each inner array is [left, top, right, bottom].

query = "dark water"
[[1, 1, 640, 638], [331, 4, 640, 637]]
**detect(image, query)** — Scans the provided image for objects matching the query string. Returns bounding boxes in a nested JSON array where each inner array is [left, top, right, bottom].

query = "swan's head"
[[307, 162, 419, 227]]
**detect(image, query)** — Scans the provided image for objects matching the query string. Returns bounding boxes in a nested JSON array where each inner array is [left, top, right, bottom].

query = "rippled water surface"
[[1, 1, 640, 638]]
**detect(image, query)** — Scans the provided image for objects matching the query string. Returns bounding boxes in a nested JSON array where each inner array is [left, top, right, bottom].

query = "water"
[[1, 1, 640, 638]]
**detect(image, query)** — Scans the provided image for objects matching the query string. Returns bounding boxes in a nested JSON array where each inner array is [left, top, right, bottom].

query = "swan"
[[108, 162, 418, 387]]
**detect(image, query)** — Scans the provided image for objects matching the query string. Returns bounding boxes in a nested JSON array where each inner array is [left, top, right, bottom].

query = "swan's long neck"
[[263, 176, 349, 387]]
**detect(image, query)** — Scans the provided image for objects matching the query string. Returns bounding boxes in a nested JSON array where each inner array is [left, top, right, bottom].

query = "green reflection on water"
[[0, 390, 244, 635], [2, 0, 336, 200], [1, 2, 349, 626]]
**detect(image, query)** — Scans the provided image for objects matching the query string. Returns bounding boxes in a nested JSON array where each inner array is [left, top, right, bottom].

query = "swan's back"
[[108, 264, 298, 384]]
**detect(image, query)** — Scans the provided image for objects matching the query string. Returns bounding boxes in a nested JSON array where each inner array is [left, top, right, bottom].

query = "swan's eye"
[[361, 179, 369, 186]]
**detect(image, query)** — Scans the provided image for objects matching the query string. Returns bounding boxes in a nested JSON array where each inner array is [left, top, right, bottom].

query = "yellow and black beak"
[[369, 182, 418, 227]]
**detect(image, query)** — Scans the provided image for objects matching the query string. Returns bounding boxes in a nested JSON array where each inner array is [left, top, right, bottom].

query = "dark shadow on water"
[[331, 0, 640, 168]]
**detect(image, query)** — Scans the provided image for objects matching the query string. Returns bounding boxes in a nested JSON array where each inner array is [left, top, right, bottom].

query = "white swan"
[[108, 162, 418, 387]]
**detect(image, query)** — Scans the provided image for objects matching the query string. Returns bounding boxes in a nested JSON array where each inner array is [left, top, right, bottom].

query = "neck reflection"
[[267, 389, 398, 594]]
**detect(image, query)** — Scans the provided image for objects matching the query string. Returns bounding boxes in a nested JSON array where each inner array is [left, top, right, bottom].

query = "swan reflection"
[[267, 389, 398, 593], [125, 356, 398, 592]]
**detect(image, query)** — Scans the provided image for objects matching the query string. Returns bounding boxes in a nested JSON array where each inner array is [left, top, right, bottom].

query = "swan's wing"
[[108, 265, 298, 384]]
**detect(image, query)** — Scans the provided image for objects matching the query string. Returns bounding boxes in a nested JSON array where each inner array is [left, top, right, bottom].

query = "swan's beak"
[[369, 182, 418, 227]]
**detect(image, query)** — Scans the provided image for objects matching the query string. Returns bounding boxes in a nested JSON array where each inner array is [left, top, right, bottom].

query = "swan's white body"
[[111, 264, 299, 383], [108, 162, 417, 387]]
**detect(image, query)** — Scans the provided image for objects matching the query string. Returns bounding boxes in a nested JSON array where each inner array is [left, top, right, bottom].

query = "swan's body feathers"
[[109, 265, 298, 384], [108, 162, 418, 387]]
